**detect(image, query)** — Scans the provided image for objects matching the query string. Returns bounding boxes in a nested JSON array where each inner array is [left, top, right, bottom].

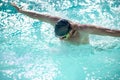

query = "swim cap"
[[54, 19, 72, 36]]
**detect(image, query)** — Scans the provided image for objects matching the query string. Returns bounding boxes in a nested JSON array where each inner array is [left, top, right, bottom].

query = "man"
[[11, 3, 120, 45]]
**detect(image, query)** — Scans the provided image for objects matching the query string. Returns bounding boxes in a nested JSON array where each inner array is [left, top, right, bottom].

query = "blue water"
[[0, 0, 120, 80]]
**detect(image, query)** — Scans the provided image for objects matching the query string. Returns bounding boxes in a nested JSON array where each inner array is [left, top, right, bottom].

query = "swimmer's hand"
[[11, 2, 23, 12]]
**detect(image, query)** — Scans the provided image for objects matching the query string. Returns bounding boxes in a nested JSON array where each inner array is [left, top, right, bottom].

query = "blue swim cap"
[[54, 19, 71, 36]]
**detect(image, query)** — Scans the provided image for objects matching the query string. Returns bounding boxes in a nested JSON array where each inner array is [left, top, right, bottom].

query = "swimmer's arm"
[[19, 10, 61, 25], [79, 24, 120, 37], [11, 3, 61, 25]]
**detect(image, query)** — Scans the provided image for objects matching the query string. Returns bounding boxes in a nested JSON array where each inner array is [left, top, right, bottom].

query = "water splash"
[[0, 0, 120, 80]]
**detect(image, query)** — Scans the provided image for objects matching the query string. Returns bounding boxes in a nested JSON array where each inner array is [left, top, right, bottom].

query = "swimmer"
[[11, 3, 120, 45]]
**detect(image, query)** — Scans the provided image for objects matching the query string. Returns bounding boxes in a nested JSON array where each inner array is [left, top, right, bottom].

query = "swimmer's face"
[[57, 29, 77, 40], [59, 33, 70, 40]]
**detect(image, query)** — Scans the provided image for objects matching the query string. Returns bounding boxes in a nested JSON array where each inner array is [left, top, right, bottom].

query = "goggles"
[[57, 33, 70, 39]]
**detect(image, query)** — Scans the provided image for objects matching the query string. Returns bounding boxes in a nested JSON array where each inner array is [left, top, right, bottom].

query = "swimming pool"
[[0, 0, 120, 80]]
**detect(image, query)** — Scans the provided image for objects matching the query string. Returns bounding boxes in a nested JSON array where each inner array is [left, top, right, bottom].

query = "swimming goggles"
[[58, 33, 70, 39]]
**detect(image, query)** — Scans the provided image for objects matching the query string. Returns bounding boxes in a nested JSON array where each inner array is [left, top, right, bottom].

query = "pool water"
[[0, 0, 120, 80]]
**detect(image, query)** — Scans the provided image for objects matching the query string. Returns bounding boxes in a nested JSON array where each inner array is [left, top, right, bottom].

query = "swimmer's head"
[[54, 19, 72, 37]]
